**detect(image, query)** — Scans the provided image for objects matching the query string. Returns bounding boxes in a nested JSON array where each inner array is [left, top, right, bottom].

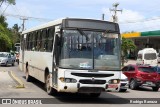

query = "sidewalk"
[[124, 59, 136, 66], [0, 71, 16, 90]]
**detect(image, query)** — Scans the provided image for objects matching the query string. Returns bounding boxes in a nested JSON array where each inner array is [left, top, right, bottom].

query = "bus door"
[[52, 25, 61, 86]]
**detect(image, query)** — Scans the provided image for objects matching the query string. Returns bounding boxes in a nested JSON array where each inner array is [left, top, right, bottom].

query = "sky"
[[1, 0, 160, 33]]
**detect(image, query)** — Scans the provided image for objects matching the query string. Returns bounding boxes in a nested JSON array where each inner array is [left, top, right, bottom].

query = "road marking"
[[8, 71, 25, 88]]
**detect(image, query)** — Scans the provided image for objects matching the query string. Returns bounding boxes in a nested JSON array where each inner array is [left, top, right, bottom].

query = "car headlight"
[[1, 59, 6, 63], [59, 77, 77, 83], [108, 79, 120, 84]]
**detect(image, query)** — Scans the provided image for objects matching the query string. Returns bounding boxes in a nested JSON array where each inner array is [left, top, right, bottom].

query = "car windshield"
[[138, 67, 156, 73], [59, 29, 121, 70], [0, 53, 8, 57]]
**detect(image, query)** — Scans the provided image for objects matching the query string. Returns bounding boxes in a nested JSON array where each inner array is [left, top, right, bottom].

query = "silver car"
[[0, 52, 15, 66]]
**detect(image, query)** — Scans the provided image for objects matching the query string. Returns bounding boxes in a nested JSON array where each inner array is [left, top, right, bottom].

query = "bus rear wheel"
[[25, 66, 32, 82]]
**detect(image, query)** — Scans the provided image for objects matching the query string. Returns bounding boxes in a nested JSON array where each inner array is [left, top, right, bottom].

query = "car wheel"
[[12, 61, 15, 66], [118, 89, 127, 92], [129, 79, 138, 90], [152, 87, 159, 91], [89, 93, 101, 97], [5, 62, 8, 67]]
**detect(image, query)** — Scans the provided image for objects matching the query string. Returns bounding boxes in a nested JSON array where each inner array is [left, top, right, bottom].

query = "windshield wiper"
[[77, 28, 89, 41]]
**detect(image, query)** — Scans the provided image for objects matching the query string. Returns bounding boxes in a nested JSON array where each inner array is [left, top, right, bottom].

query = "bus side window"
[[29, 32, 33, 51], [32, 32, 37, 51], [47, 27, 54, 52], [37, 31, 42, 51], [41, 29, 47, 52], [26, 34, 30, 50]]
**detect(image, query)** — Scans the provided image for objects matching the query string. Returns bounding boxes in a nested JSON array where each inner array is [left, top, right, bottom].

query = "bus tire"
[[89, 93, 101, 97], [45, 73, 56, 95], [26, 65, 32, 82]]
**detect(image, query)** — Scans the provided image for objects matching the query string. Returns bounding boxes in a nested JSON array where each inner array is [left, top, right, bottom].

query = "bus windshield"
[[59, 29, 120, 70]]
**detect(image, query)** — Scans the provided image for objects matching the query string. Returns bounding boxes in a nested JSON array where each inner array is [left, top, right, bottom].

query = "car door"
[[122, 66, 130, 78], [127, 66, 136, 79]]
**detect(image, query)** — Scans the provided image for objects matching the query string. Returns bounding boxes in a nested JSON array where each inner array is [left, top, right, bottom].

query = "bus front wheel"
[[45, 74, 56, 95]]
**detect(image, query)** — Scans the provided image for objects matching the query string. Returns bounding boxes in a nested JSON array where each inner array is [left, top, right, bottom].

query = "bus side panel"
[[24, 51, 53, 83]]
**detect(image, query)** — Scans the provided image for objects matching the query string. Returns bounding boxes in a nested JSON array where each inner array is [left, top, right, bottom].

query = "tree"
[[0, 24, 12, 51], [0, 15, 8, 28], [10, 24, 21, 45], [121, 37, 136, 66], [0, 0, 15, 7]]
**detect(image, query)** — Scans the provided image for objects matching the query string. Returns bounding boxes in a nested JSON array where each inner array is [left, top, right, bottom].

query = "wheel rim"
[[46, 75, 51, 92], [26, 67, 29, 79], [130, 80, 135, 89], [26, 71, 29, 79]]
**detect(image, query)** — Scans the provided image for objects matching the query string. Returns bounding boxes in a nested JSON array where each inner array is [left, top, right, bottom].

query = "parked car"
[[0, 52, 15, 66], [117, 73, 128, 92], [122, 64, 159, 91], [152, 66, 160, 80], [106, 72, 128, 92]]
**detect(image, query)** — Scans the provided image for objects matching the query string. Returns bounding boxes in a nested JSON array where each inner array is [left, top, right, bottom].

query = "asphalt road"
[[0, 61, 160, 106]]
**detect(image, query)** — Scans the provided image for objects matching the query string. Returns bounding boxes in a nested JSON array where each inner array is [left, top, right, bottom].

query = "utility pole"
[[20, 17, 28, 72], [102, 13, 105, 20], [109, 3, 122, 23], [20, 17, 28, 31]]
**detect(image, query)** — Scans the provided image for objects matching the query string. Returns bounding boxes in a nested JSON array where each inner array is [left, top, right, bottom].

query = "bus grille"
[[79, 79, 106, 84]]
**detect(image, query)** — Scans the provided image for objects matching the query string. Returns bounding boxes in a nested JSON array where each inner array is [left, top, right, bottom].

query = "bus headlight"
[[108, 79, 120, 84], [59, 77, 77, 83]]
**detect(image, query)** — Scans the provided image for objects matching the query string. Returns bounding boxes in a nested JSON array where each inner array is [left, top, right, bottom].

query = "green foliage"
[[0, 15, 8, 28], [0, 0, 16, 7], [121, 37, 136, 66], [0, 24, 12, 51]]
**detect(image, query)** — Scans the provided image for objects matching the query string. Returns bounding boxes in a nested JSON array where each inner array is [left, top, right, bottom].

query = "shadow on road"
[[22, 76, 130, 104]]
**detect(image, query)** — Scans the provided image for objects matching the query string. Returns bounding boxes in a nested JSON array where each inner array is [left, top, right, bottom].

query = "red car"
[[122, 64, 160, 91]]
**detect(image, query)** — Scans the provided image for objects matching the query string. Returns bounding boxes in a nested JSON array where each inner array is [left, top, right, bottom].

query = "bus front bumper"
[[58, 82, 106, 93]]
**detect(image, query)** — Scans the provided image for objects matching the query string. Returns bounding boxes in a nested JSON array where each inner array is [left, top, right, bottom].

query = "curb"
[[9, 71, 25, 88]]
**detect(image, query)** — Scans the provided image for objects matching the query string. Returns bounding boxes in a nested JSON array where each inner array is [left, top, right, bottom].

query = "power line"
[[119, 16, 160, 24], [4, 13, 52, 22]]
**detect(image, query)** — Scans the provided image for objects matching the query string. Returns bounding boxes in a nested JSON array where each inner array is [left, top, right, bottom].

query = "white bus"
[[19, 18, 121, 97]]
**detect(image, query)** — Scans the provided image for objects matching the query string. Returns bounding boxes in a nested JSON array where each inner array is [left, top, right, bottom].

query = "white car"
[[106, 72, 128, 92], [117, 73, 128, 92]]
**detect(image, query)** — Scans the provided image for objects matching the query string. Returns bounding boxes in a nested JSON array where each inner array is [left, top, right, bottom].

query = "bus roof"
[[22, 18, 118, 34], [22, 18, 64, 34]]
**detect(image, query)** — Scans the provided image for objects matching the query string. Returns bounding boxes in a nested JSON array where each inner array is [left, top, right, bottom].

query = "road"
[[0, 61, 160, 106]]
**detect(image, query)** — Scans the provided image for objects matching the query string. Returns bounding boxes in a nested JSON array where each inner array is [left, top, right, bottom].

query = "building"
[[122, 30, 160, 58]]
